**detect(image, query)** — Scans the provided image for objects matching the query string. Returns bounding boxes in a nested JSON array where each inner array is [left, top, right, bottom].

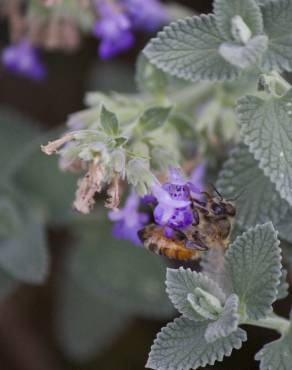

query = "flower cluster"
[[152, 165, 205, 238], [94, 0, 167, 59], [0, 0, 167, 79], [108, 165, 205, 245]]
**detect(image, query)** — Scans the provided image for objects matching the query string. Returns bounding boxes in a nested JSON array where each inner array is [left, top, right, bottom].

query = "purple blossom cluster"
[[1, 40, 46, 81], [93, 0, 167, 59], [109, 165, 205, 245]]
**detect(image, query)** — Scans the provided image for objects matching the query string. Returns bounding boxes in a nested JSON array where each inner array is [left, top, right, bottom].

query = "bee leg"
[[185, 239, 208, 251]]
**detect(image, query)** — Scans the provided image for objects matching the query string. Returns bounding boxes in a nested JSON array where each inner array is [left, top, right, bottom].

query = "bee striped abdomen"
[[138, 224, 201, 261]]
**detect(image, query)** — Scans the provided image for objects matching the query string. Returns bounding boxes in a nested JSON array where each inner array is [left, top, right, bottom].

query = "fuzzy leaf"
[[214, 0, 263, 40], [56, 269, 129, 361], [0, 187, 49, 284], [237, 90, 292, 206], [144, 15, 239, 82], [205, 294, 240, 343], [261, 0, 292, 72], [255, 312, 292, 370], [140, 106, 172, 131], [225, 223, 281, 320], [100, 105, 120, 136], [219, 35, 268, 69], [217, 144, 289, 229], [166, 267, 225, 321], [68, 223, 173, 319], [146, 317, 247, 370]]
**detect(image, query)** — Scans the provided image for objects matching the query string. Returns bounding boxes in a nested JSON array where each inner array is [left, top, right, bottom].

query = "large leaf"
[[261, 0, 292, 72], [277, 209, 292, 243], [255, 311, 292, 370], [144, 15, 240, 82], [214, 0, 263, 40], [0, 186, 49, 284], [237, 90, 292, 206], [217, 144, 289, 228], [55, 269, 129, 361], [166, 267, 226, 321], [146, 317, 247, 370], [225, 223, 281, 320], [67, 222, 173, 319], [14, 146, 77, 225]]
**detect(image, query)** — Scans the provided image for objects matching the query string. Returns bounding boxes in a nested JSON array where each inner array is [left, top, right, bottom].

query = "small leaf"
[[214, 0, 263, 40], [255, 311, 292, 370], [225, 223, 281, 320], [100, 105, 120, 136], [146, 317, 247, 370], [237, 90, 292, 206], [217, 144, 289, 229], [114, 137, 128, 146], [166, 267, 226, 321], [56, 268, 129, 361], [219, 35, 268, 69], [140, 106, 172, 131], [205, 294, 240, 343], [261, 0, 292, 72], [144, 15, 240, 82]]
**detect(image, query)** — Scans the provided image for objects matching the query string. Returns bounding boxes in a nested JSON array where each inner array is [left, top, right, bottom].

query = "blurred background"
[[0, 1, 290, 370]]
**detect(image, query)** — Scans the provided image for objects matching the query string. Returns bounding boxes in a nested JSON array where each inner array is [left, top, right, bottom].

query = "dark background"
[[0, 1, 290, 370]]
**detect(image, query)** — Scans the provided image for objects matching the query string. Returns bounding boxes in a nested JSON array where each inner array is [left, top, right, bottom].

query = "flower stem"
[[243, 313, 291, 335]]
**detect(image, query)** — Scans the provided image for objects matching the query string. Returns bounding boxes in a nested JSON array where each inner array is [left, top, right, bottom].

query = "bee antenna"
[[209, 183, 223, 200], [227, 188, 246, 202]]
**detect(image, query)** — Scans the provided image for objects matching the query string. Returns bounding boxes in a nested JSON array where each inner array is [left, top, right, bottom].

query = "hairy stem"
[[243, 313, 291, 335]]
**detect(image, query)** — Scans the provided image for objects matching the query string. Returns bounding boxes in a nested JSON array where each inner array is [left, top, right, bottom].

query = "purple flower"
[[108, 192, 148, 245], [122, 0, 167, 32], [1, 40, 46, 80], [151, 165, 205, 236], [93, 2, 134, 59]]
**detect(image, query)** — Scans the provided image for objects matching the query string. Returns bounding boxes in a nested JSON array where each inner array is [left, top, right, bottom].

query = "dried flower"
[[73, 159, 105, 214], [41, 133, 74, 155], [105, 172, 121, 210]]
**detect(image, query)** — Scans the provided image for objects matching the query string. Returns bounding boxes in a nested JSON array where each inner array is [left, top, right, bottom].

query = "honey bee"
[[138, 188, 236, 261]]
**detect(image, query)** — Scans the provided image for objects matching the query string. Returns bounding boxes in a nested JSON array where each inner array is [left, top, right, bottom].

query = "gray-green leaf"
[[166, 267, 226, 321], [217, 144, 289, 229], [214, 0, 263, 41], [225, 223, 281, 320], [0, 187, 49, 284], [255, 311, 292, 370], [56, 268, 129, 361], [237, 90, 292, 206], [144, 15, 240, 82], [261, 0, 292, 72], [140, 106, 172, 131], [219, 35, 268, 69], [100, 105, 120, 136], [146, 317, 247, 370], [205, 294, 240, 343]]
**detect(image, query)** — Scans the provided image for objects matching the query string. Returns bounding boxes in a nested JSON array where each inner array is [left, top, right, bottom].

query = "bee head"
[[211, 200, 236, 217]]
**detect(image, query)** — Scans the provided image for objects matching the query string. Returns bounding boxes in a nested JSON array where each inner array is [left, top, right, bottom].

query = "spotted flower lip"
[[108, 192, 148, 245], [1, 40, 46, 80], [151, 165, 205, 231]]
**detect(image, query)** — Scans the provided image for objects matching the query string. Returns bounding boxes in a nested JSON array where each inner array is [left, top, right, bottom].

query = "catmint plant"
[[40, 0, 292, 369]]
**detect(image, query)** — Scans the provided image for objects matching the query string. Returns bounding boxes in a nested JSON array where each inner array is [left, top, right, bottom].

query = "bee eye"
[[211, 203, 225, 215]]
